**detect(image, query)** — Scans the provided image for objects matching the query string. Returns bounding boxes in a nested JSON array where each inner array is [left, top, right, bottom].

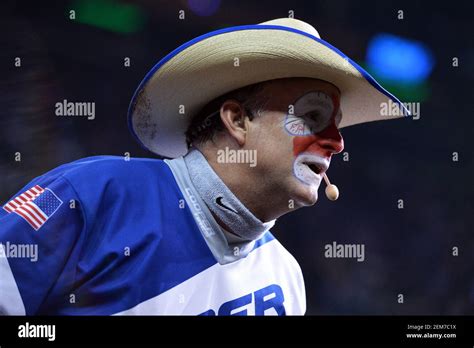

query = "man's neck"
[[199, 146, 289, 222], [183, 148, 276, 241]]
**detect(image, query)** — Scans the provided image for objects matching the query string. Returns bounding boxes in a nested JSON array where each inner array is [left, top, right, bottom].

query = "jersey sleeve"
[[0, 174, 85, 315]]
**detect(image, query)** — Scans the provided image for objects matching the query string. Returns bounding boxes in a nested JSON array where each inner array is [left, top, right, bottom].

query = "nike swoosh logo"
[[215, 196, 238, 214]]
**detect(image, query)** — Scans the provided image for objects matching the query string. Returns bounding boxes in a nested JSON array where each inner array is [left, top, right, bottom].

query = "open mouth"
[[305, 163, 323, 175], [295, 154, 330, 184]]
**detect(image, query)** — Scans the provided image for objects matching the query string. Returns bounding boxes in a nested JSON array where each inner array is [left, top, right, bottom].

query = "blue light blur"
[[366, 33, 434, 84], [187, 0, 221, 17]]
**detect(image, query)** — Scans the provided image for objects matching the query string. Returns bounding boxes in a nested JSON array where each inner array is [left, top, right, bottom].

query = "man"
[[0, 18, 408, 315]]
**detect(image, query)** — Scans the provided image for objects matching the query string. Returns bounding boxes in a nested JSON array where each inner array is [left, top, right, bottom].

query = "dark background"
[[1, 0, 473, 315]]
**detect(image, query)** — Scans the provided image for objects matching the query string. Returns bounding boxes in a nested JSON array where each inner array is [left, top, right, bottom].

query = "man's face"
[[246, 78, 344, 208]]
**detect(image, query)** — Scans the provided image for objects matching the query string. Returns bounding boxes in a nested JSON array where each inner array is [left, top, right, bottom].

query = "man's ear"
[[219, 100, 249, 146]]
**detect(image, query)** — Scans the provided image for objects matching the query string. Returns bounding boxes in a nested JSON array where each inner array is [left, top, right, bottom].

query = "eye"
[[292, 91, 334, 133], [302, 109, 332, 134]]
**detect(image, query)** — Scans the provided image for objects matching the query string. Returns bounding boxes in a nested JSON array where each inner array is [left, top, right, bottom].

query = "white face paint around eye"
[[284, 91, 335, 136]]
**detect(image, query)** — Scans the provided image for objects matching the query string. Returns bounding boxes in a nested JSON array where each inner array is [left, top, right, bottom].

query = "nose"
[[315, 123, 344, 155]]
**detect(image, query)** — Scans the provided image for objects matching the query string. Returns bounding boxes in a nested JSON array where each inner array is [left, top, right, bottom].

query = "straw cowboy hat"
[[128, 18, 409, 158]]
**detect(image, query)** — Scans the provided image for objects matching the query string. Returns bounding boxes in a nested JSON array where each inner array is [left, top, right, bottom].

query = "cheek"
[[267, 117, 295, 152], [293, 135, 317, 157], [255, 120, 294, 168]]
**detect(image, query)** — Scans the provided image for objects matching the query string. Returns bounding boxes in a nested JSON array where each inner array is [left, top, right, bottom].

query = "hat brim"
[[128, 24, 410, 158]]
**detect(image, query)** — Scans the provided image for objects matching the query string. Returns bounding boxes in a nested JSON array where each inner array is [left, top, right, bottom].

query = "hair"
[[185, 82, 269, 148]]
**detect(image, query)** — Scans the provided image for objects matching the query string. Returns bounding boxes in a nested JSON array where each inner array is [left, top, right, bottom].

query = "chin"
[[293, 184, 319, 207]]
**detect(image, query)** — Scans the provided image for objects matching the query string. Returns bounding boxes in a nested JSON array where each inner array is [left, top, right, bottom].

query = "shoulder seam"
[[57, 174, 88, 235]]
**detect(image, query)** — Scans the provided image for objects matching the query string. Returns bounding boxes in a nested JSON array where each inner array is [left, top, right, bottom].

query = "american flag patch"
[[3, 185, 63, 230]]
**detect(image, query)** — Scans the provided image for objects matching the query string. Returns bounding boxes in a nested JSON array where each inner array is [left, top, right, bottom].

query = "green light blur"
[[71, 0, 146, 34]]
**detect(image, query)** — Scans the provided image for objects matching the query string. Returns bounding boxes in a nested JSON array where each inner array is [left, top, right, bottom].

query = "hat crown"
[[259, 18, 321, 39]]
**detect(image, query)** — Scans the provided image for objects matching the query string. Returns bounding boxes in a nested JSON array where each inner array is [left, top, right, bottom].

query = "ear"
[[219, 100, 249, 146]]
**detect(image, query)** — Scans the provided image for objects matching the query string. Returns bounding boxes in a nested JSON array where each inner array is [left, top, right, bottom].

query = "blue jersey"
[[0, 156, 305, 315]]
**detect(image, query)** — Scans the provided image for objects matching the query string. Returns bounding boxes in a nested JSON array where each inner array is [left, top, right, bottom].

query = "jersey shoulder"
[[50, 155, 169, 182], [42, 155, 179, 197], [34, 156, 183, 230], [260, 232, 303, 274]]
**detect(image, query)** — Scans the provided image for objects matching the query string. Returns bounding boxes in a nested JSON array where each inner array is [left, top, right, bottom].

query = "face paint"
[[284, 91, 334, 136], [283, 91, 341, 186], [293, 152, 329, 186]]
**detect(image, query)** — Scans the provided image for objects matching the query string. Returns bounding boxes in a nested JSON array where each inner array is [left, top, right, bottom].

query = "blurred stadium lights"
[[187, 0, 221, 16], [71, 0, 147, 34], [364, 33, 435, 101]]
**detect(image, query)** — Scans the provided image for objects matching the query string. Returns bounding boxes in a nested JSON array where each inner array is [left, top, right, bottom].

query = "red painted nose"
[[293, 123, 344, 158], [316, 122, 344, 155]]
